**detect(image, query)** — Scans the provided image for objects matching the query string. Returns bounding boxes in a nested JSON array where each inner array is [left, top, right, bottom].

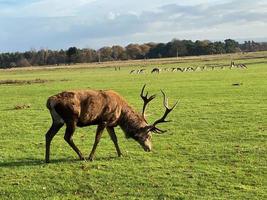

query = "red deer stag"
[[45, 85, 177, 163]]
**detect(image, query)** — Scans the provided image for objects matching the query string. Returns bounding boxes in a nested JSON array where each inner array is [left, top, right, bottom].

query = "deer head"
[[135, 84, 178, 151]]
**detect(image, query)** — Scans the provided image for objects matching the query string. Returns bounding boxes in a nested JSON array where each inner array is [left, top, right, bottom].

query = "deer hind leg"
[[88, 123, 106, 161], [45, 122, 64, 163], [106, 127, 122, 157], [64, 121, 84, 160]]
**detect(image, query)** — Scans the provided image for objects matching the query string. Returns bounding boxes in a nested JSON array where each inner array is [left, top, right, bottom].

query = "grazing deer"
[[176, 67, 183, 72], [186, 67, 194, 72], [238, 64, 247, 69], [171, 67, 177, 72], [151, 67, 161, 73], [137, 69, 146, 74], [130, 69, 136, 74], [45, 85, 177, 163]]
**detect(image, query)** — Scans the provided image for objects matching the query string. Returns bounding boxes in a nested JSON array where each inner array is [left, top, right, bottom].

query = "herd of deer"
[[45, 84, 177, 163], [129, 61, 247, 74], [44, 61, 247, 163], [230, 61, 247, 69]]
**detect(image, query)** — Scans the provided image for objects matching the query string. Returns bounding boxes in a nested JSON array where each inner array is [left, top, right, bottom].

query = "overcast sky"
[[0, 0, 266, 52]]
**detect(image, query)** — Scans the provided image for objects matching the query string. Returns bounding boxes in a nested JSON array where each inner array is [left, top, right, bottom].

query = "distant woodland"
[[1, 39, 266, 68]]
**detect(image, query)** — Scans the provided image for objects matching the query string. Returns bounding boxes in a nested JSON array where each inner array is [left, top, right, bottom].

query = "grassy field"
[[0, 53, 266, 199]]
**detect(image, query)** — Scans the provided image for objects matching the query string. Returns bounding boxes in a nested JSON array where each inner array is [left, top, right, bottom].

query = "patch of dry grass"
[[0, 79, 69, 85]]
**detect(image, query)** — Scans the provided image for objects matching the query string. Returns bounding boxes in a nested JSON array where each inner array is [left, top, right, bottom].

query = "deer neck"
[[118, 105, 147, 138]]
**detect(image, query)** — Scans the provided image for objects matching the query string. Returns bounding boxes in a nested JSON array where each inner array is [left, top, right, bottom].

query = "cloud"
[[0, 0, 266, 52]]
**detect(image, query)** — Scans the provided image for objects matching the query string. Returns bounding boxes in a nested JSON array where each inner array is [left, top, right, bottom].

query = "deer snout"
[[144, 147, 151, 152], [143, 139, 152, 152]]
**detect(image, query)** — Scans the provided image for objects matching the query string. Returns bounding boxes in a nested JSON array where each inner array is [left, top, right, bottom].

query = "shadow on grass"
[[0, 158, 81, 168], [94, 155, 123, 162], [0, 156, 123, 168]]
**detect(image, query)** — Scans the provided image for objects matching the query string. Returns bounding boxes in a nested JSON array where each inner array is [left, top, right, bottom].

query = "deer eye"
[[145, 134, 152, 140]]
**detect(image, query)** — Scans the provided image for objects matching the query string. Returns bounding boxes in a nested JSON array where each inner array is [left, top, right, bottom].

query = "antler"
[[140, 84, 156, 119], [150, 90, 178, 133]]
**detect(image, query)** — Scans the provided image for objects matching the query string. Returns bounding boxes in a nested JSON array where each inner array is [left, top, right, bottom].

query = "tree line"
[[0, 39, 266, 68]]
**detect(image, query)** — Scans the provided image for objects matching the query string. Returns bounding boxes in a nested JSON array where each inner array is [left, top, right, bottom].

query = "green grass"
[[0, 53, 266, 199]]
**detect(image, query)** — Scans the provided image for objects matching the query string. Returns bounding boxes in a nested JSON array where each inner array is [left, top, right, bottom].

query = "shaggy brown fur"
[[45, 89, 151, 163], [45, 86, 176, 163]]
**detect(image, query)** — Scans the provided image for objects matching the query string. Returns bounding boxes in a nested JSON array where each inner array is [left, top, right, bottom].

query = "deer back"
[[47, 90, 127, 126]]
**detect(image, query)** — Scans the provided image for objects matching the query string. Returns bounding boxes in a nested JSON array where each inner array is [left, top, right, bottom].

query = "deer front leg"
[[64, 121, 84, 160], [45, 122, 64, 163], [88, 123, 106, 161], [106, 127, 122, 157]]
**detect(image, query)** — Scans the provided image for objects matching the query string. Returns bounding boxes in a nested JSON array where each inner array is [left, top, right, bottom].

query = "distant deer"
[[177, 67, 183, 72], [186, 67, 194, 72], [238, 64, 247, 69], [163, 67, 169, 71], [194, 67, 200, 71], [230, 61, 235, 69], [138, 69, 146, 74], [171, 67, 177, 72], [230, 61, 247, 69], [201, 66, 207, 71], [130, 69, 136, 74], [45, 85, 177, 163], [114, 67, 120, 71], [151, 67, 161, 73]]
